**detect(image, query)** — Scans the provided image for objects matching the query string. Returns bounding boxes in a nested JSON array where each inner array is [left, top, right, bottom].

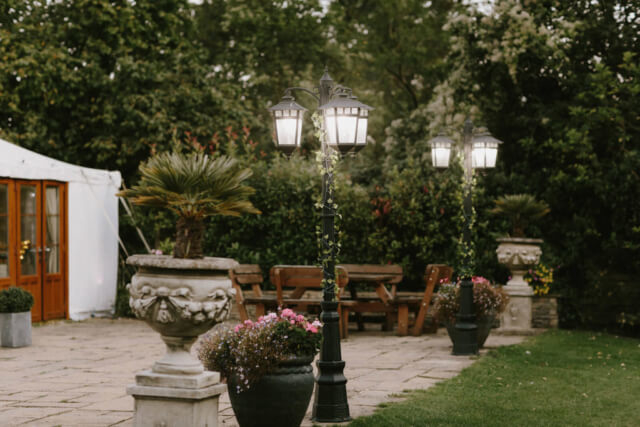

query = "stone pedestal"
[[496, 237, 542, 332], [128, 370, 225, 427], [500, 291, 533, 332]]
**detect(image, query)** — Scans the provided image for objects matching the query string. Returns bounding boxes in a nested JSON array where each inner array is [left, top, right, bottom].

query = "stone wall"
[[532, 296, 558, 328]]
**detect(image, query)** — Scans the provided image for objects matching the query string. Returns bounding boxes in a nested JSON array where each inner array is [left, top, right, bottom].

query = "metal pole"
[[312, 68, 351, 422], [452, 118, 479, 355]]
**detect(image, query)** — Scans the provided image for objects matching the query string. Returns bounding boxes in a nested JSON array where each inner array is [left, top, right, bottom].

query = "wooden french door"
[[0, 179, 67, 322]]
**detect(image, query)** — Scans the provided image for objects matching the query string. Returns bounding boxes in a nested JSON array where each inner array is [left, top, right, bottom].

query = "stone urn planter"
[[228, 355, 315, 427], [126, 254, 237, 427], [127, 254, 237, 374], [496, 237, 542, 331]]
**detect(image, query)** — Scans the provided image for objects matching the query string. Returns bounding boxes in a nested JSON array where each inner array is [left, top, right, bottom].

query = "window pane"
[[45, 186, 61, 273], [0, 184, 7, 214], [20, 215, 37, 276], [0, 254, 8, 278], [0, 215, 7, 249], [0, 208, 7, 277], [20, 184, 38, 276], [46, 245, 59, 274], [46, 215, 60, 245], [20, 186, 37, 215], [46, 187, 59, 215]]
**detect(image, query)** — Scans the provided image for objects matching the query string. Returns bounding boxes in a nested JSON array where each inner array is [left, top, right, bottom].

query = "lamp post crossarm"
[[330, 85, 352, 98], [284, 87, 320, 103]]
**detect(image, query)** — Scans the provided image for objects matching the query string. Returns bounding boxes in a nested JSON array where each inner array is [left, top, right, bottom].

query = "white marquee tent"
[[0, 138, 121, 320]]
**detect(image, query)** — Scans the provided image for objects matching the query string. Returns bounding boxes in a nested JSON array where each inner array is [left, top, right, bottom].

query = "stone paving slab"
[[0, 318, 526, 426]]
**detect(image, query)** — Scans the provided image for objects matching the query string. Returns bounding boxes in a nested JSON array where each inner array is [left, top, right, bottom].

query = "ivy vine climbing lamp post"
[[269, 68, 372, 423], [429, 119, 502, 355]]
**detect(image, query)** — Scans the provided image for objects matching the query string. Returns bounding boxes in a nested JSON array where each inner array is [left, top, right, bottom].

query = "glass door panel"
[[20, 185, 38, 276], [0, 184, 8, 278], [45, 186, 60, 274]]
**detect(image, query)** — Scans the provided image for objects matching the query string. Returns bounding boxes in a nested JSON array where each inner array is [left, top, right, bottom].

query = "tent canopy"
[[1, 138, 122, 320], [0, 138, 121, 186]]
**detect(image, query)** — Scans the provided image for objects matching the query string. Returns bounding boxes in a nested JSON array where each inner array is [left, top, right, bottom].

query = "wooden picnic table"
[[338, 264, 403, 334]]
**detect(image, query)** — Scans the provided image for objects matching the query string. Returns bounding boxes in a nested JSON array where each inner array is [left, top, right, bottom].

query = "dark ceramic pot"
[[228, 355, 315, 427], [445, 314, 495, 349]]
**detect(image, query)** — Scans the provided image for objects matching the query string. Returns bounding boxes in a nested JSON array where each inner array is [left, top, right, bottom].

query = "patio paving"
[[0, 318, 527, 426]]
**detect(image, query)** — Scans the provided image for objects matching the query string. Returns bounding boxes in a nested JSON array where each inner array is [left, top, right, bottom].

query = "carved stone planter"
[[496, 237, 542, 331], [126, 254, 237, 427]]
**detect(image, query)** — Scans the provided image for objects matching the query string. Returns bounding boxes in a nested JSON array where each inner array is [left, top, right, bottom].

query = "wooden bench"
[[393, 264, 453, 336], [270, 265, 351, 337], [338, 264, 403, 337], [229, 264, 277, 321]]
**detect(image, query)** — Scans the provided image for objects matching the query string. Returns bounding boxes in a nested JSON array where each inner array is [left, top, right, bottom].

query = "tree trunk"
[[174, 216, 204, 259]]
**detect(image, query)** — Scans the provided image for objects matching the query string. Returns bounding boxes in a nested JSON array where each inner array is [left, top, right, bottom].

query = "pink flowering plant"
[[197, 308, 322, 393], [434, 276, 509, 323]]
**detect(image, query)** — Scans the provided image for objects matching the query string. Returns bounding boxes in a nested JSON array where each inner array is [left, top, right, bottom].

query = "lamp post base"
[[452, 278, 478, 356], [312, 301, 351, 423], [452, 322, 479, 355], [312, 360, 351, 423]]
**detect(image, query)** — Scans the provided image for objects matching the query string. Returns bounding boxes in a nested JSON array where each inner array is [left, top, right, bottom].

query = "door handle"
[[19, 240, 31, 260]]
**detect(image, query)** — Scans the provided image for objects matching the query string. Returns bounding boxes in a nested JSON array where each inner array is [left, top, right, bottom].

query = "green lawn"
[[349, 330, 640, 426]]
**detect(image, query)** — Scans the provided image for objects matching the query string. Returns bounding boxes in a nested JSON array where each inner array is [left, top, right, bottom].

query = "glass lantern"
[[429, 132, 454, 168], [471, 128, 502, 168], [268, 95, 307, 155], [320, 93, 373, 155]]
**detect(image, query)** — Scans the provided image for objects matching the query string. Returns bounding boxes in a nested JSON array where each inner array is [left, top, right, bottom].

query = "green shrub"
[[0, 287, 35, 313], [367, 158, 466, 287]]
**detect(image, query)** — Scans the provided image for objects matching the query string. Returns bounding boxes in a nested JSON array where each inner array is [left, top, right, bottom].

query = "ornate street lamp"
[[269, 68, 372, 422], [429, 119, 502, 355]]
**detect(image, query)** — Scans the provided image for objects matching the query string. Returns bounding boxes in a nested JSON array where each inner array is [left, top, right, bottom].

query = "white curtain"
[[45, 187, 59, 274]]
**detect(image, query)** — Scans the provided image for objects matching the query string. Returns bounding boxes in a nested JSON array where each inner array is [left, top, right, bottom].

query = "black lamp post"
[[269, 68, 372, 422], [429, 118, 502, 355]]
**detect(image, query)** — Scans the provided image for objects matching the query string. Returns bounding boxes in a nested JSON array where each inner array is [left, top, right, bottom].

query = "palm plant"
[[490, 194, 550, 238], [118, 151, 260, 258]]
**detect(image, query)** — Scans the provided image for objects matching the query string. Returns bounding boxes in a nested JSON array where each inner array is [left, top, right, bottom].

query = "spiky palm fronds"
[[118, 151, 260, 220], [491, 194, 550, 237], [118, 151, 259, 258]]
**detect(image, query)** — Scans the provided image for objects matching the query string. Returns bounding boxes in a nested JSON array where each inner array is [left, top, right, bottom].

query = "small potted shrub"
[[434, 277, 508, 348], [492, 194, 549, 294], [198, 309, 322, 427], [0, 287, 35, 348]]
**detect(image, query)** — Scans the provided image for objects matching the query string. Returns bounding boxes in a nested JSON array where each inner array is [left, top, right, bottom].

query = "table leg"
[[349, 285, 365, 331]]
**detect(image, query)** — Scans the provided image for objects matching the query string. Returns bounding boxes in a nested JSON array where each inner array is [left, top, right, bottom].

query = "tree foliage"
[[0, 0, 255, 184], [419, 0, 640, 329]]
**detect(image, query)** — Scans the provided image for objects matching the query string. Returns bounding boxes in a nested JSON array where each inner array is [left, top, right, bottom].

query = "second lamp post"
[[269, 68, 372, 422], [429, 118, 502, 355]]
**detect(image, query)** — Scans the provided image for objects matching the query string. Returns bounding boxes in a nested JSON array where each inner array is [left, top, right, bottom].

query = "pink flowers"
[[198, 308, 323, 393], [234, 309, 322, 334], [281, 308, 296, 319], [305, 320, 322, 333]]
